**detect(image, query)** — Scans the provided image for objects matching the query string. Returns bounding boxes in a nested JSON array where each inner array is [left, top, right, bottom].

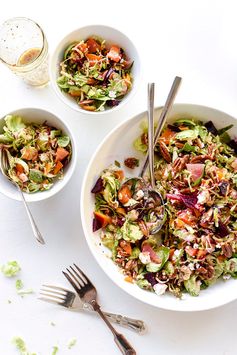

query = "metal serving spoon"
[[120, 84, 165, 235], [0, 148, 45, 244], [121, 78, 182, 234], [140, 76, 182, 177]]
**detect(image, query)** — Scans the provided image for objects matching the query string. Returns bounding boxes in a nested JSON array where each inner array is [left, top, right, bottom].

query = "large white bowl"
[[50, 24, 141, 115], [81, 103, 237, 311], [0, 107, 77, 202]]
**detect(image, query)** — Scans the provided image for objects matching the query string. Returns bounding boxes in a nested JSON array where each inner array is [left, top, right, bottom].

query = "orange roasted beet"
[[107, 45, 121, 62], [94, 211, 112, 228], [159, 128, 176, 144], [114, 170, 124, 181], [86, 38, 101, 53], [118, 185, 132, 204], [53, 161, 63, 175], [55, 147, 69, 162], [86, 53, 102, 66]]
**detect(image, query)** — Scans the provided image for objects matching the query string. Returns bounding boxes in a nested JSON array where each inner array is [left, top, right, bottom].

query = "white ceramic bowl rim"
[[81, 103, 237, 312], [0, 107, 77, 202], [50, 24, 141, 116]]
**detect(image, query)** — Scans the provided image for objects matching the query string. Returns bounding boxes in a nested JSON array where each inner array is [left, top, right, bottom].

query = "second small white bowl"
[[50, 24, 141, 116]]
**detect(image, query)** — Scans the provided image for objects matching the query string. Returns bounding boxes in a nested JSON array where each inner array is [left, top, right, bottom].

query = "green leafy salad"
[[0, 115, 71, 193], [92, 118, 237, 298], [57, 36, 133, 112]]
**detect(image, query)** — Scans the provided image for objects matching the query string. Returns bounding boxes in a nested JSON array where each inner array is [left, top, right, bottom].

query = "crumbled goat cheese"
[[139, 252, 151, 265], [153, 283, 168, 296]]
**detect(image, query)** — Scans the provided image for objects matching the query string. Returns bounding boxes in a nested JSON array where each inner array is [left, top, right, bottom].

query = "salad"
[[92, 118, 237, 298], [0, 115, 71, 193], [57, 37, 133, 112]]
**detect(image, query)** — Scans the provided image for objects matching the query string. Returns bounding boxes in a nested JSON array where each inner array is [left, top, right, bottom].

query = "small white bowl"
[[50, 24, 141, 115], [0, 107, 77, 202]]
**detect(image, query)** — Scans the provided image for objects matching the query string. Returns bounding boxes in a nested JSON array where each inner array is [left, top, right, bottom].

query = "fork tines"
[[39, 284, 74, 306], [62, 264, 93, 296]]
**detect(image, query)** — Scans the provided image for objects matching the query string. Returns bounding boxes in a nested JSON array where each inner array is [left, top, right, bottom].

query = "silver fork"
[[39, 284, 145, 333], [63, 264, 137, 355]]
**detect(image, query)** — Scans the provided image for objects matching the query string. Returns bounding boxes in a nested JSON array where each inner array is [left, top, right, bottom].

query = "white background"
[[1, 0, 237, 354]]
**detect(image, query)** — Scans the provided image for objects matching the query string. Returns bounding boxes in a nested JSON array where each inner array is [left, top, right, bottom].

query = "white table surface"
[[1, 1, 237, 354]]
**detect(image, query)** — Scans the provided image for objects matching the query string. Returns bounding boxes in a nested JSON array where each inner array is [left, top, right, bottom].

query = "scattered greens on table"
[[91, 118, 237, 297], [67, 338, 77, 349], [57, 36, 133, 112], [1, 260, 21, 277], [52, 346, 59, 355], [12, 337, 36, 355], [0, 115, 71, 193]]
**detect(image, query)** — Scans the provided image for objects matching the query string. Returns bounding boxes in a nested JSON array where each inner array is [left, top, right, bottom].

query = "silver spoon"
[[146, 82, 165, 234], [0, 148, 45, 244], [120, 84, 165, 235], [140, 76, 182, 177]]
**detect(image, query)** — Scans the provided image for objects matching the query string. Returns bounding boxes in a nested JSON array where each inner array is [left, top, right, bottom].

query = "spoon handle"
[[17, 186, 45, 244], [140, 76, 182, 177], [147, 83, 155, 189]]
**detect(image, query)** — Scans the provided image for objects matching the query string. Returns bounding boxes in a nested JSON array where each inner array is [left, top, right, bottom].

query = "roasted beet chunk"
[[167, 124, 181, 132], [228, 139, 237, 154], [219, 181, 229, 196], [91, 177, 103, 193], [124, 157, 139, 169], [92, 217, 102, 232], [144, 273, 157, 287], [107, 100, 120, 107], [216, 220, 229, 237], [205, 121, 218, 136]]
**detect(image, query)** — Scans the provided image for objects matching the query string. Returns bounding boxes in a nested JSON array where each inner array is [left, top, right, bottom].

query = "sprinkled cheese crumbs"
[[139, 252, 151, 265], [153, 283, 168, 296]]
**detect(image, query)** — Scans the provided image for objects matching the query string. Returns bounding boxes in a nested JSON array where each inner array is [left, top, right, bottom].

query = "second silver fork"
[[39, 284, 146, 334]]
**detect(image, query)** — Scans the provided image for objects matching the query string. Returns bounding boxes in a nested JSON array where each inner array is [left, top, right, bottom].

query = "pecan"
[[117, 247, 129, 258], [124, 157, 139, 169], [190, 155, 212, 163], [197, 265, 215, 280], [125, 259, 138, 271], [159, 141, 171, 163], [141, 132, 148, 145], [207, 143, 217, 159], [115, 257, 126, 267], [221, 243, 233, 258], [200, 208, 213, 228], [179, 187, 195, 194], [195, 137, 204, 149], [174, 142, 184, 149], [172, 180, 188, 188], [179, 265, 191, 281], [172, 155, 189, 174]]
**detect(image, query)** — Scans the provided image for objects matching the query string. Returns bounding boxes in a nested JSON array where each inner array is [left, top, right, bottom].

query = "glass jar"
[[0, 17, 49, 86]]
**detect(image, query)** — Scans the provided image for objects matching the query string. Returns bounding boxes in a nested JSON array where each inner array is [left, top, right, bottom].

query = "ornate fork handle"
[[82, 303, 146, 334], [104, 312, 146, 334]]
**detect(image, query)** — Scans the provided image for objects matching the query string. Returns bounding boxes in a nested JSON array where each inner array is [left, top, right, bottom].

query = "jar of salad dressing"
[[0, 17, 49, 86]]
